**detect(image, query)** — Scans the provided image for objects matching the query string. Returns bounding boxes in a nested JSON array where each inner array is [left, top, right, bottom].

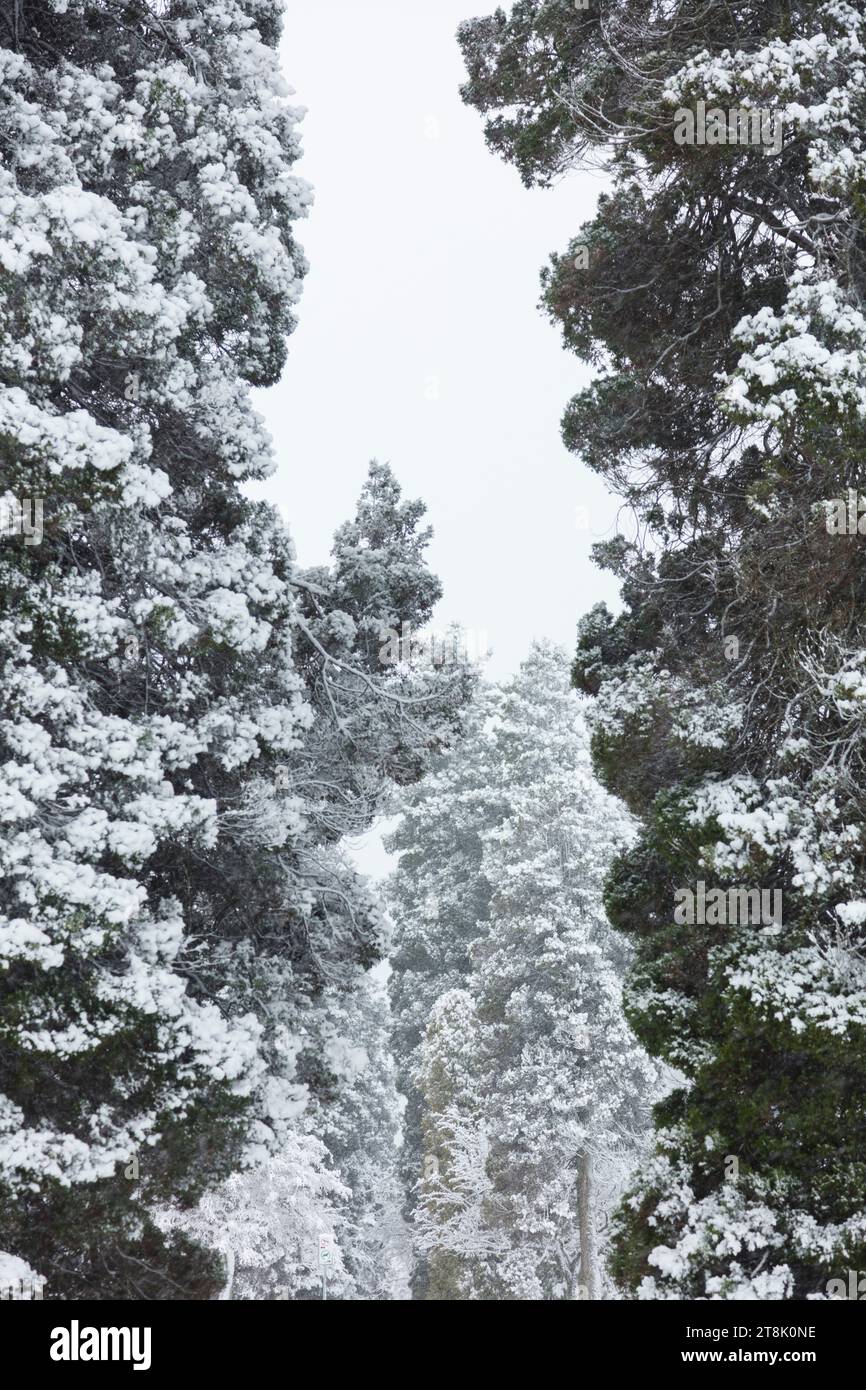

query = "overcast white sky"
[[253, 0, 624, 667], [253, 0, 623, 873]]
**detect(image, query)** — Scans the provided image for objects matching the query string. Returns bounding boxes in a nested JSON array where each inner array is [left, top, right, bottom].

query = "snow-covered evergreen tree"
[[0, 1, 473, 1297], [0, 1250, 46, 1301], [0, 0, 314, 1299], [460, 0, 866, 1299], [390, 644, 662, 1299], [165, 458, 475, 1297]]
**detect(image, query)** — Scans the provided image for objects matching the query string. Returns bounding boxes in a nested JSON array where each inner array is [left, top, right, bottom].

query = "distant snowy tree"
[[158, 1133, 349, 1302], [165, 903, 412, 1302], [304, 963, 411, 1301], [387, 680, 507, 1293], [414, 990, 499, 1301], [390, 645, 663, 1298]]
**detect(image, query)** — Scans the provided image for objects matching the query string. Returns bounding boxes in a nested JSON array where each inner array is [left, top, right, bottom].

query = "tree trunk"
[[577, 1151, 602, 1300], [219, 1248, 235, 1302]]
